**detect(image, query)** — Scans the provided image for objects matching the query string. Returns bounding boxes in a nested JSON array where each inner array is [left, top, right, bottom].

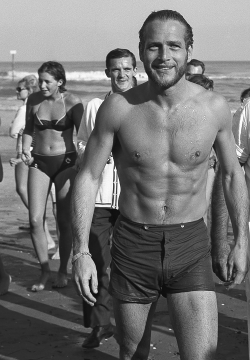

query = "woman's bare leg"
[[49, 185, 60, 259], [44, 221, 56, 250], [15, 161, 55, 248], [28, 168, 51, 291], [15, 161, 29, 208], [52, 168, 76, 287]]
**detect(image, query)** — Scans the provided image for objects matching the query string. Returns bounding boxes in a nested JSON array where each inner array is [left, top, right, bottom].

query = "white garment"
[[232, 98, 250, 196], [9, 100, 27, 139], [77, 97, 120, 209]]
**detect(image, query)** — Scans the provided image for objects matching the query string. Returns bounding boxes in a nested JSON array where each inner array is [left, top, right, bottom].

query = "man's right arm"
[[71, 95, 121, 305], [212, 96, 249, 287]]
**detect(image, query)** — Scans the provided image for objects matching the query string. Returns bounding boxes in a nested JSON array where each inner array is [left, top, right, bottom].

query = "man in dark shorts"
[[71, 10, 249, 360]]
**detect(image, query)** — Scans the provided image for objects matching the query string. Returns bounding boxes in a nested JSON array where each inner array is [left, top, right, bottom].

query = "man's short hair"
[[139, 10, 193, 50], [187, 59, 205, 74], [188, 74, 213, 91], [106, 48, 136, 69], [240, 88, 250, 103]]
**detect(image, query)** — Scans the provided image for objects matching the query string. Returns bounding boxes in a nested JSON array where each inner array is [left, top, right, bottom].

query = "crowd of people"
[[1, 8, 250, 360]]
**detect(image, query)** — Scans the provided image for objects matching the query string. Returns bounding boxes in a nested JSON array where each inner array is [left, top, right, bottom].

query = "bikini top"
[[34, 94, 73, 131]]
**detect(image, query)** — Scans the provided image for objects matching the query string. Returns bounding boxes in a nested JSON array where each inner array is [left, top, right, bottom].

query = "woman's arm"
[[68, 94, 84, 134]]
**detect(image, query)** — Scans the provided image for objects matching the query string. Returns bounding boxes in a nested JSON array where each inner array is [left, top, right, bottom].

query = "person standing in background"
[[22, 62, 83, 292], [76, 48, 137, 349], [0, 117, 11, 295], [185, 58, 205, 79], [9, 75, 56, 249]]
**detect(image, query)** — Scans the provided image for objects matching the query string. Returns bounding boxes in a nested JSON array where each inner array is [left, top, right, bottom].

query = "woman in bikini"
[[22, 62, 84, 291], [9, 75, 55, 249]]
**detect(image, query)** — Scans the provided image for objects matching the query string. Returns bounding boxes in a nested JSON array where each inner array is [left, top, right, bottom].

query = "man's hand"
[[211, 242, 231, 282], [225, 241, 249, 289], [72, 256, 98, 306], [212, 240, 249, 288]]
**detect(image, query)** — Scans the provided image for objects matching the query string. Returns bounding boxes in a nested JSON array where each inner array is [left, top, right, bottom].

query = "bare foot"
[[51, 247, 60, 260], [0, 274, 11, 295], [31, 271, 50, 292], [52, 272, 68, 288]]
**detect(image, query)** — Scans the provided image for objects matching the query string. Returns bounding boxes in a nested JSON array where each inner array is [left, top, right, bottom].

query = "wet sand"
[[0, 108, 248, 359]]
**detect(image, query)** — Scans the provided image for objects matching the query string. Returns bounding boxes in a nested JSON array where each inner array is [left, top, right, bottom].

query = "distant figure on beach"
[[9, 75, 56, 250], [0, 119, 11, 295], [185, 58, 205, 79], [22, 62, 83, 291], [76, 48, 137, 349], [187, 74, 216, 225], [240, 87, 250, 105], [71, 10, 248, 359]]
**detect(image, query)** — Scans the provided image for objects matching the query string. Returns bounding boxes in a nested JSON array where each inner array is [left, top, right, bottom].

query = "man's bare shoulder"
[[94, 87, 145, 132], [188, 82, 231, 121], [102, 83, 146, 111]]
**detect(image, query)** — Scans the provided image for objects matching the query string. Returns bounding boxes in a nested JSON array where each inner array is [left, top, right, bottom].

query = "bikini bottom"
[[29, 151, 77, 181]]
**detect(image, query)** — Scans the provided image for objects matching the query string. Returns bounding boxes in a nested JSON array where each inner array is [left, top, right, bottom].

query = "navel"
[[134, 151, 141, 159]]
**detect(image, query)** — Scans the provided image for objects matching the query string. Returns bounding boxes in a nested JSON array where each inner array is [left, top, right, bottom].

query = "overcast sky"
[[0, 0, 249, 62]]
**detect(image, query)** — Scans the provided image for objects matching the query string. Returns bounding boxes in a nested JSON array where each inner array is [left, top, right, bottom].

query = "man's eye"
[[170, 44, 180, 49]]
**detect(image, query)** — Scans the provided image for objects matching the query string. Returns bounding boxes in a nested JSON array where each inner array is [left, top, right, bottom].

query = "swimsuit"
[[30, 94, 76, 180], [109, 215, 215, 303], [34, 94, 73, 131], [30, 152, 77, 181]]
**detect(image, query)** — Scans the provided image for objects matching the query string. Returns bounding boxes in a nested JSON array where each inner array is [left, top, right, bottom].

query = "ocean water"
[[0, 61, 249, 111]]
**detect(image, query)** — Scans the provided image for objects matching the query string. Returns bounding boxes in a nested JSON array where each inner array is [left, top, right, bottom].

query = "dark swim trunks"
[[29, 151, 77, 181], [109, 215, 215, 303]]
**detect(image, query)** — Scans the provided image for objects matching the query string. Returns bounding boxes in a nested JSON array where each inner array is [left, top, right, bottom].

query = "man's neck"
[[147, 77, 189, 109]]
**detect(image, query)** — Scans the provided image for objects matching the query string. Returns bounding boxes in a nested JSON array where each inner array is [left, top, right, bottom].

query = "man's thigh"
[[168, 290, 217, 360], [113, 298, 157, 360]]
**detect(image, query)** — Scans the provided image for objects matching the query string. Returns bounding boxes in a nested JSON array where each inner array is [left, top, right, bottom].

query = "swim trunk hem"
[[110, 289, 158, 304], [164, 285, 215, 296]]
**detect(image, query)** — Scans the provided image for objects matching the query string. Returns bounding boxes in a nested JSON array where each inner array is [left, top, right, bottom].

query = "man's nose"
[[118, 69, 126, 77], [159, 46, 171, 61]]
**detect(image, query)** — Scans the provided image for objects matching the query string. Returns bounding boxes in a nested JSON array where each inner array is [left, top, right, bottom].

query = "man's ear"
[[133, 67, 137, 76], [105, 68, 111, 78], [187, 46, 193, 63]]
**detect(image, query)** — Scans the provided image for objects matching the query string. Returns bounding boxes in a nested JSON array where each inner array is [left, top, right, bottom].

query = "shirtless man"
[[71, 10, 249, 360]]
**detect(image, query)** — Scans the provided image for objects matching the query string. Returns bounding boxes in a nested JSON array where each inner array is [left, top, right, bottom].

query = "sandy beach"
[[0, 107, 248, 360]]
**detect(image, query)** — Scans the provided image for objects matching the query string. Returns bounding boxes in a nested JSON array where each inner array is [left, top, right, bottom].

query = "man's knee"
[[119, 343, 149, 360]]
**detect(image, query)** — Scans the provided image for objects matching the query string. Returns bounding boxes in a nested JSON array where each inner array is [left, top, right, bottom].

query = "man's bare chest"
[[118, 105, 217, 167]]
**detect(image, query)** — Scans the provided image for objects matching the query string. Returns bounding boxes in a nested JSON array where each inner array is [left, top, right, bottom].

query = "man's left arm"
[[212, 96, 249, 287]]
